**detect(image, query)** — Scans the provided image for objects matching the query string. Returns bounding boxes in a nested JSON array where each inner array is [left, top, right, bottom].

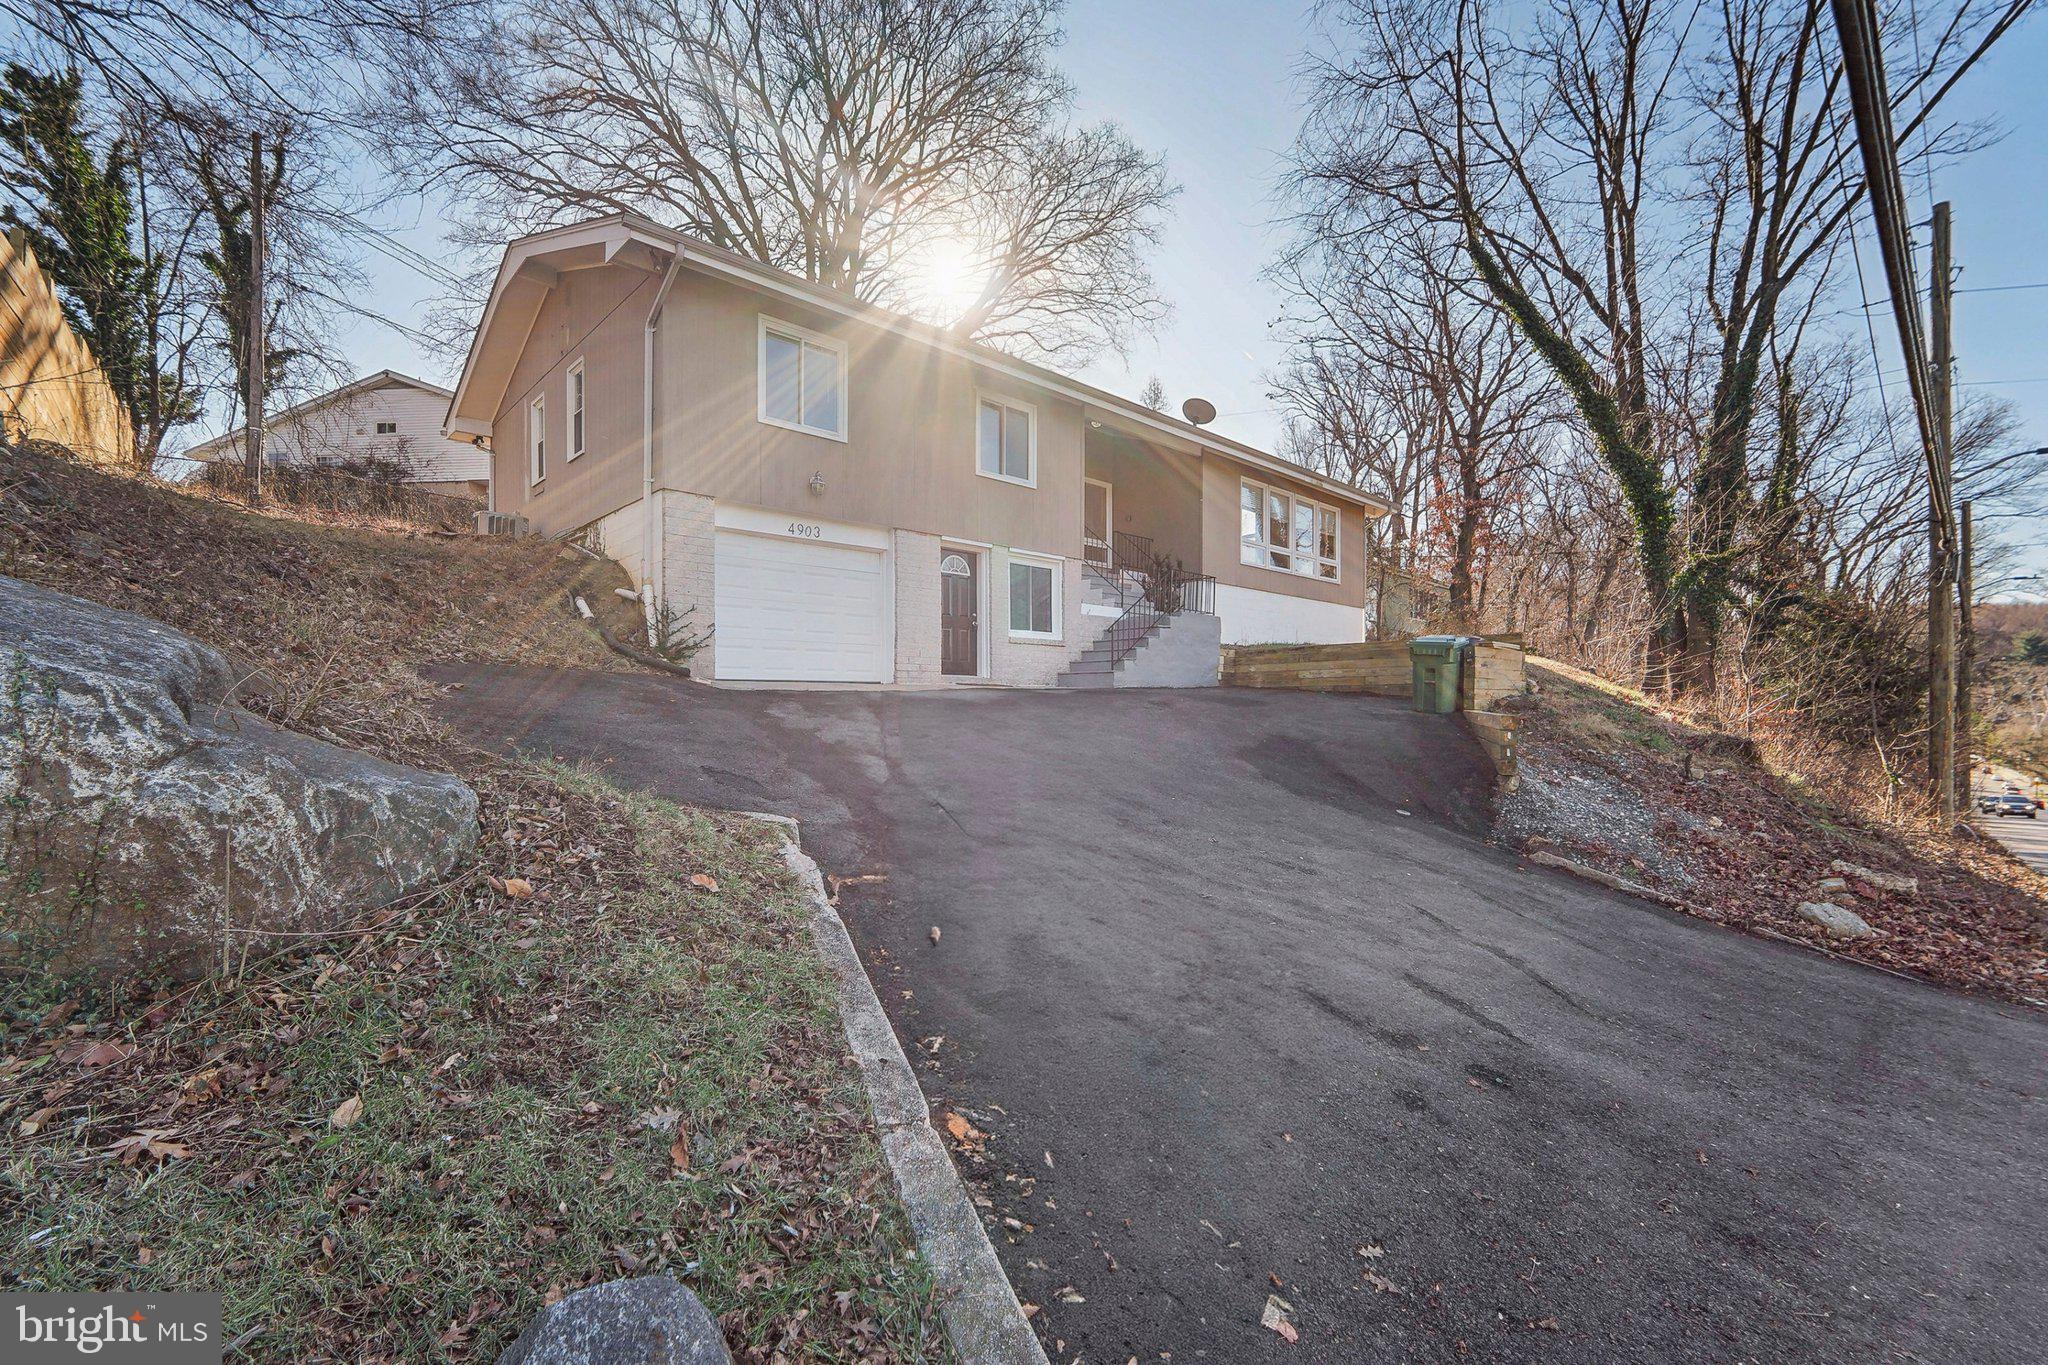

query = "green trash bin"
[[1410, 635, 1466, 714]]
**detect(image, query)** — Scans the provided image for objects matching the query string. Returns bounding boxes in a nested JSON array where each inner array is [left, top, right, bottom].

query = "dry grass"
[[1503, 659, 2047, 1005], [0, 443, 951, 1361]]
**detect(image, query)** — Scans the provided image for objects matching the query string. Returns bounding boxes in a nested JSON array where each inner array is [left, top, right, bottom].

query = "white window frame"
[[974, 390, 1037, 488], [374, 420, 398, 435], [1239, 478, 1339, 583], [566, 358, 586, 461], [528, 394, 546, 486], [756, 315, 848, 442], [1006, 550, 1062, 642]]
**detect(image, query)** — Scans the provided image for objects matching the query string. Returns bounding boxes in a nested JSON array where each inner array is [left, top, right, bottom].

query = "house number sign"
[[786, 521, 825, 540]]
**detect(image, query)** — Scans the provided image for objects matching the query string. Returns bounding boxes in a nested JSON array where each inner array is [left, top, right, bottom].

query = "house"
[[444, 213, 1391, 687], [184, 371, 490, 498]]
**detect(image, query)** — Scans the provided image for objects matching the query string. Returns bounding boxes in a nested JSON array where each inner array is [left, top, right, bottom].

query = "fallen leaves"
[[108, 1130, 191, 1165], [329, 1095, 364, 1130], [501, 876, 534, 898], [689, 872, 720, 892], [1260, 1292, 1300, 1343]]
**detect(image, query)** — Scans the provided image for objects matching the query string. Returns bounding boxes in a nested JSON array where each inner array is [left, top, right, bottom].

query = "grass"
[[0, 444, 952, 1361], [2, 764, 950, 1362]]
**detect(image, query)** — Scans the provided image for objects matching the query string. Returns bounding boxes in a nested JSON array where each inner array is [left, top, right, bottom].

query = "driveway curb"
[[761, 816, 1048, 1365]]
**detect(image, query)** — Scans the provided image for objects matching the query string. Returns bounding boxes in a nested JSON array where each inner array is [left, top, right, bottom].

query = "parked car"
[[1977, 794, 2003, 814], [1991, 794, 2039, 819]]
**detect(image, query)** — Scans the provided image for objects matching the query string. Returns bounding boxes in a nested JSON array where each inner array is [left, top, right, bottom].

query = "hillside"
[[0, 442, 950, 1361], [1497, 658, 2046, 1005]]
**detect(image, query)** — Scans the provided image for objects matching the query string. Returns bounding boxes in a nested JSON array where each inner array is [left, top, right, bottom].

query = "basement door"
[[712, 529, 888, 682], [940, 551, 979, 676]]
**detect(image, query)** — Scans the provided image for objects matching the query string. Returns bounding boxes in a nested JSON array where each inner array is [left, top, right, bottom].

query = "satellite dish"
[[1181, 397, 1217, 426]]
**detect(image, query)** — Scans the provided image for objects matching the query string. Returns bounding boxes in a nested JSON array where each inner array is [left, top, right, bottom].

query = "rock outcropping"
[[496, 1277, 732, 1365], [1, 575, 476, 979]]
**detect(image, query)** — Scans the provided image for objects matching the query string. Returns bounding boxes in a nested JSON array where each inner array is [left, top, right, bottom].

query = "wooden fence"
[[0, 228, 134, 464]]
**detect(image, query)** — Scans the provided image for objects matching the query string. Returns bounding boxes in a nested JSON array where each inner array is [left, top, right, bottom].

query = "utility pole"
[[242, 130, 266, 497], [1831, 0, 1957, 819], [1958, 499, 1975, 806], [1929, 200, 1957, 819]]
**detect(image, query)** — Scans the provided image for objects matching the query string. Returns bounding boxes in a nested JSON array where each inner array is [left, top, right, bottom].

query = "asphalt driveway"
[[431, 668, 2047, 1364]]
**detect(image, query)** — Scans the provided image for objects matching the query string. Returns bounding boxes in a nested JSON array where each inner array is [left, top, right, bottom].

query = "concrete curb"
[[762, 819, 1048, 1365]]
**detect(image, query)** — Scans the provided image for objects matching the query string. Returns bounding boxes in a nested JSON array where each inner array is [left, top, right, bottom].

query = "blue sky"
[[319, 0, 2045, 584]]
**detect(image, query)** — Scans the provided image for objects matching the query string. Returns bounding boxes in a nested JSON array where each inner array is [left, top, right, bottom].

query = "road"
[[1972, 760, 2048, 876], [432, 667, 2048, 1364]]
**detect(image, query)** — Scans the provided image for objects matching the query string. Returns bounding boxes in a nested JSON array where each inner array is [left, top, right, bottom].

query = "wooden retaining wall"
[[1219, 640, 1413, 696], [1222, 635, 1527, 706]]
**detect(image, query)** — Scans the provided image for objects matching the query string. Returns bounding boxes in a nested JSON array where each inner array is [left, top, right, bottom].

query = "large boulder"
[[0, 575, 477, 979], [497, 1277, 732, 1365]]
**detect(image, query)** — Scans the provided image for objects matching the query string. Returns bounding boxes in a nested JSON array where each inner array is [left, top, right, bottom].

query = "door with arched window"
[[940, 551, 979, 676]]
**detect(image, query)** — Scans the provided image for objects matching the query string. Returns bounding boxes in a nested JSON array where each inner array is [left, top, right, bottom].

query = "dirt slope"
[[0, 441, 648, 757], [1497, 658, 2046, 1005]]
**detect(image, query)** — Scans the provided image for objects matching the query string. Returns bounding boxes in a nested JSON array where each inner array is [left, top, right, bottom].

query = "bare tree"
[[1294, 0, 2023, 693], [370, 0, 1176, 363], [1274, 222, 1554, 624]]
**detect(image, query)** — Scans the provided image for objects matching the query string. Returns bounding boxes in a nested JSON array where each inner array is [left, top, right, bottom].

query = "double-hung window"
[[1240, 479, 1338, 581], [976, 394, 1035, 485], [567, 359, 586, 460], [1007, 553, 1060, 640], [759, 317, 846, 439], [528, 395, 546, 486]]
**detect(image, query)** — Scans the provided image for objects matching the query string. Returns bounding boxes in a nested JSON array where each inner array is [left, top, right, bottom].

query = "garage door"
[[713, 530, 888, 682]]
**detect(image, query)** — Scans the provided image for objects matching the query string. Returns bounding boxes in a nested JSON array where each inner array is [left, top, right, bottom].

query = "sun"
[[915, 238, 989, 322]]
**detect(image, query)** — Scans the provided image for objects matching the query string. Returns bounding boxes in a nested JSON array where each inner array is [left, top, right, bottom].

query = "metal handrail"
[[1098, 566, 1217, 666]]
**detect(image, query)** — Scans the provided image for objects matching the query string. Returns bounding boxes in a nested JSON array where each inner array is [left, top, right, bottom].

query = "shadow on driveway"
[[431, 666, 2047, 1364]]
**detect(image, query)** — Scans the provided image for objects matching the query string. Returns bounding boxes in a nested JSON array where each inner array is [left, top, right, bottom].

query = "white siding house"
[[183, 371, 490, 496]]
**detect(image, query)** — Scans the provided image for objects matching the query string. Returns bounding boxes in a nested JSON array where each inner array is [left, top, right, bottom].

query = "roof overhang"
[[444, 218, 677, 442]]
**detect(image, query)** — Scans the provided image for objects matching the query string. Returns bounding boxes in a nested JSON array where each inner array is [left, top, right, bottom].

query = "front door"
[[1084, 479, 1113, 564], [940, 551, 978, 676]]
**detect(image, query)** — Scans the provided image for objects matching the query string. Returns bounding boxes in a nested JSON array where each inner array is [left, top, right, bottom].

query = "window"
[[758, 317, 845, 439], [528, 395, 546, 485], [976, 395, 1034, 485], [1007, 555, 1059, 639], [1240, 479, 1338, 580], [374, 420, 398, 435], [567, 359, 586, 460]]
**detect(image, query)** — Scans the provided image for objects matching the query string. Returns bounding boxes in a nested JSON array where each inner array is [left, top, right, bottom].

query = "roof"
[[183, 370, 455, 462], [446, 213, 1390, 514]]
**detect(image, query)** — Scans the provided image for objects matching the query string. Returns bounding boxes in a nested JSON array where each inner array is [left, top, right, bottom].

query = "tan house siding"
[[1201, 453, 1370, 606], [657, 272, 1083, 559], [490, 264, 657, 537], [1084, 427, 1204, 570]]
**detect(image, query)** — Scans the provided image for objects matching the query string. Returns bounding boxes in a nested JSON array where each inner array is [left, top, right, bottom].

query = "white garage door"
[[713, 530, 888, 682]]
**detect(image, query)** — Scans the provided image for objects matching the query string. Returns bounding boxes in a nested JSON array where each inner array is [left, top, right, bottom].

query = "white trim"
[[939, 542, 991, 680], [713, 501, 890, 551], [1083, 476, 1113, 559], [1005, 549, 1063, 642], [757, 314, 849, 442], [1238, 477, 1340, 584], [973, 389, 1038, 488], [528, 393, 546, 487], [566, 358, 586, 460]]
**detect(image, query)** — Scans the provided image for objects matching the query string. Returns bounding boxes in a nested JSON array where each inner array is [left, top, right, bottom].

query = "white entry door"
[[713, 530, 888, 681]]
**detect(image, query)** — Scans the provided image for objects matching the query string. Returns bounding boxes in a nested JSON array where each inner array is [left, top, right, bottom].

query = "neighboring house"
[[444, 213, 1391, 687], [184, 371, 490, 498]]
